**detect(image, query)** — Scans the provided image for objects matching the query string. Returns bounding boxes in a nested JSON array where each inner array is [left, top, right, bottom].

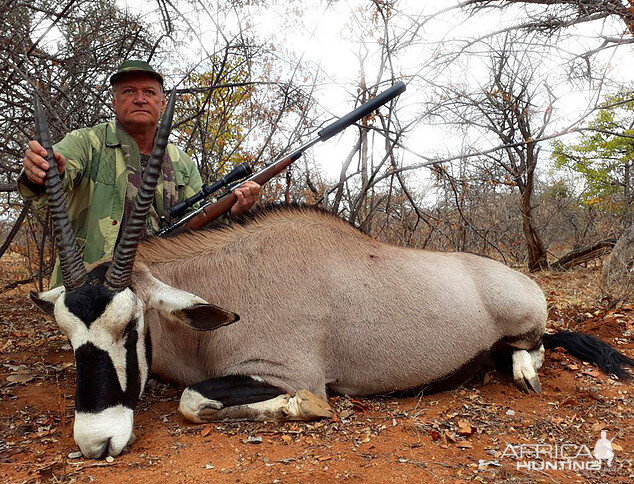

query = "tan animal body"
[[138, 205, 547, 398]]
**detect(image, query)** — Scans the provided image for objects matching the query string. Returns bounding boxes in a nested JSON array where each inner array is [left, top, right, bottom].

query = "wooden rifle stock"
[[184, 152, 300, 230], [184, 192, 238, 230]]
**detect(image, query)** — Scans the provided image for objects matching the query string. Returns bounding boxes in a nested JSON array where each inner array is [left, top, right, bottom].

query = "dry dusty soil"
[[0, 253, 633, 483]]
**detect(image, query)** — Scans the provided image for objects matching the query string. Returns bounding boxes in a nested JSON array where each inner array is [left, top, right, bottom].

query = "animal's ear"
[[174, 303, 240, 331], [132, 265, 240, 331], [28, 286, 65, 316], [150, 288, 240, 331]]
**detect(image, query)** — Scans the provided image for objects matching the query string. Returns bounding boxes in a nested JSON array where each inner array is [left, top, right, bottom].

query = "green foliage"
[[176, 57, 255, 181], [540, 178, 574, 203], [552, 91, 634, 214]]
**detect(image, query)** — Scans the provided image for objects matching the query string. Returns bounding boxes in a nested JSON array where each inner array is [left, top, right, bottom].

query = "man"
[[19, 60, 260, 287]]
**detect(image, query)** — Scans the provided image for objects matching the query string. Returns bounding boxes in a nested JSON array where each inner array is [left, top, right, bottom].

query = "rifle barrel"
[[161, 81, 407, 234], [317, 81, 406, 141]]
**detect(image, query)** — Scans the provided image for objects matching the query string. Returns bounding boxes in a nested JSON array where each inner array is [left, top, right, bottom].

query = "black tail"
[[544, 331, 634, 379]]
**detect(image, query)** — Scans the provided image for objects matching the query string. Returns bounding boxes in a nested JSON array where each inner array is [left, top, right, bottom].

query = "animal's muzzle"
[[73, 405, 134, 458]]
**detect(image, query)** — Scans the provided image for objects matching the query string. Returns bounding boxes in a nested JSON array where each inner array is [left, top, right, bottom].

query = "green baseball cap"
[[109, 60, 164, 87]]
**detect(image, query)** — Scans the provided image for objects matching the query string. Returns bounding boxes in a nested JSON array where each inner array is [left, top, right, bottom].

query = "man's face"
[[112, 74, 165, 131]]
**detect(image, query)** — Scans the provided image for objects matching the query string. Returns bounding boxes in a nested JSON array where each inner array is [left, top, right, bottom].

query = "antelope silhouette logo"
[[593, 431, 615, 467]]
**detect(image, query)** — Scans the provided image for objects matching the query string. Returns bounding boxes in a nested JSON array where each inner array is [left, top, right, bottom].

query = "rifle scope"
[[165, 161, 252, 219]]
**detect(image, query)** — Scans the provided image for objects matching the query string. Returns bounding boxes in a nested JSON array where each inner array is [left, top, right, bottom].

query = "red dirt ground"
[[1, 253, 633, 483]]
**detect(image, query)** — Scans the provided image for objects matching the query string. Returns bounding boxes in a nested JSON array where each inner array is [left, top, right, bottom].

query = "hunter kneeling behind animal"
[[22, 63, 634, 459], [19, 60, 260, 288]]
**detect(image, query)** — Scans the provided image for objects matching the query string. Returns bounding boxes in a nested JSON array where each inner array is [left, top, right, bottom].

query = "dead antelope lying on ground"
[[30, 94, 633, 458]]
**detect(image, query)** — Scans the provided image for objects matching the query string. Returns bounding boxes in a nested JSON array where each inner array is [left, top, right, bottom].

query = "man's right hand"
[[23, 140, 66, 185]]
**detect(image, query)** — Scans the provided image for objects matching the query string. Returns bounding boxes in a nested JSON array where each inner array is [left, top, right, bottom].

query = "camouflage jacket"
[[18, 119, 202, 288]]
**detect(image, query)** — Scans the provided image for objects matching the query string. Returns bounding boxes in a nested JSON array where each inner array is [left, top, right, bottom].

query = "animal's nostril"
[[99, 438, 112, 459]]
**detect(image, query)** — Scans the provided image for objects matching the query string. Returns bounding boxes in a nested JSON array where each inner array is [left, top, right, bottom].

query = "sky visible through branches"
[[30, 1, 634, 184]]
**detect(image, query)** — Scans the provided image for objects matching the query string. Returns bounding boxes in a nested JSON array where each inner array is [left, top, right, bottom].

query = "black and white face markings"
[[52, 282, 150, 458], [31, 264, 239, 458]]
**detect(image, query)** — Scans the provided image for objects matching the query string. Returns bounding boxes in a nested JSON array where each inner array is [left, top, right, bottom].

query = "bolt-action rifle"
[[157, 81, 406, 236]]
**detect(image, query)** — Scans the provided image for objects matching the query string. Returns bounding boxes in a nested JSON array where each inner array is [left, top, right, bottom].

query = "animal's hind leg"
[[504, 328, 545, 394], [530, 345, 545, 370], [512, 350, 542, 394], [178, 375, 332, 423]]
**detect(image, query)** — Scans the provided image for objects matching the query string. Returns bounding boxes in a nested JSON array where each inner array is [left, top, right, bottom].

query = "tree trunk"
[[604, 223, 634, 305], [354, 71, 369, 227], [552, 238, 617, 271], [520, 144, 548, 272], [329, 138, 361, 213], [625, 160, 632, 227], [521, 190, 548, 271]]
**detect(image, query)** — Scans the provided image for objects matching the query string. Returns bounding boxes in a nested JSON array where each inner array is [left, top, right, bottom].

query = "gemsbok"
[[29, 92, 633, 458]]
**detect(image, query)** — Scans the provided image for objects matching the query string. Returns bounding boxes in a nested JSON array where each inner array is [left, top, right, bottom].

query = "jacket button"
[[112, 220, 118, 226]]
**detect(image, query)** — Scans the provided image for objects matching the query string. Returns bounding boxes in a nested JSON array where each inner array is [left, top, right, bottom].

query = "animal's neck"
[[144, 311, 210, 386]]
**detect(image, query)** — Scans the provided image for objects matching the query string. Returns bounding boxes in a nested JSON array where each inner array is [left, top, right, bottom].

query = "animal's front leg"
[[178, 375, 332, 423]]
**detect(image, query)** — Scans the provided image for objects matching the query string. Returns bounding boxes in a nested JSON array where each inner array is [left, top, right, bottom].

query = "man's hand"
[[23, 140, 66, 185], [230, 181, 261, 218]]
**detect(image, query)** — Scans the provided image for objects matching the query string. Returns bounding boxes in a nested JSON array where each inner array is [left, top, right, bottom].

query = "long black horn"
[[34, 94, 87, 290], [105, 90, 177, 290]]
